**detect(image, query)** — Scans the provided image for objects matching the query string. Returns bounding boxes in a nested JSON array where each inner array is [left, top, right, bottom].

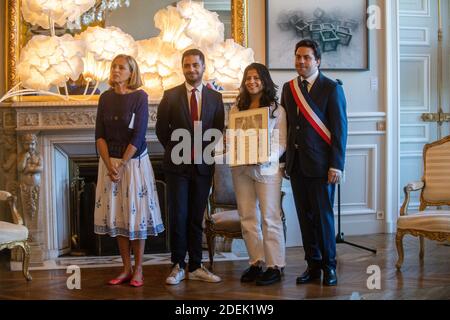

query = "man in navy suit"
[[156, 49, 224, 285], [281, 40, 348, 286]]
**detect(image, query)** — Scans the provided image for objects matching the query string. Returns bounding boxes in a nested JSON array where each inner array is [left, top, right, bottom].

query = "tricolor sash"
[[289, 78, 331, 146]]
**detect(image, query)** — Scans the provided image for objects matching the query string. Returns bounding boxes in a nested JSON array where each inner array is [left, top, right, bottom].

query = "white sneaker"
[[188, 265, 222, 283], [166, 264, 185, 285]]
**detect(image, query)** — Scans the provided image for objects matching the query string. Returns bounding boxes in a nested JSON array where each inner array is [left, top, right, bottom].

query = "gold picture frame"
[[228, 107, 270, 166], [3, 0, 249, 96]]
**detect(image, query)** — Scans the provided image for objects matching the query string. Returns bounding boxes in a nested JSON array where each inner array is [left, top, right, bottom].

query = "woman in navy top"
[[94, 54, 164, 287]]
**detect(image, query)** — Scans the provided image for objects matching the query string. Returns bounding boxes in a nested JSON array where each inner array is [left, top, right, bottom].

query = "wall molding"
[[400, 26, 430, 46], [399, 0, 430, 17], [400, 123, 429, 143], [338, 144, 378, 216], [347, 112, 386, 119], [400, 54, 431, 112], [284, 143, 379, 216], [348, 112, 386, 136]]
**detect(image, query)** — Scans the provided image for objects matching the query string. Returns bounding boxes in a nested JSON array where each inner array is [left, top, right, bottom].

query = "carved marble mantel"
[[2, 92, 236, 131], [5, 100, 146, 132], [0, 93, 236, 263]]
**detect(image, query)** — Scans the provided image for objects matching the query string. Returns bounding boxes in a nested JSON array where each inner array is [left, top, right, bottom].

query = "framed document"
[[228, 107, 270, 166]]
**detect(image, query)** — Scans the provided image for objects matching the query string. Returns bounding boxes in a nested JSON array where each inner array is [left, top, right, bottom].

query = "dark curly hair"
[[236, 63, 279, 118]]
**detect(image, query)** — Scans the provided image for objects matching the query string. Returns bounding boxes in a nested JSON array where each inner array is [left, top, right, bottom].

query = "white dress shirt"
[[300, 69, 319, 92]]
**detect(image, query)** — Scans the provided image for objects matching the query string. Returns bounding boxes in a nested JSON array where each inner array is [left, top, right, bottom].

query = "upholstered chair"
[[0, 191, 32, 280], [396, 136, 450, 269], [204, 163, 286, 270]]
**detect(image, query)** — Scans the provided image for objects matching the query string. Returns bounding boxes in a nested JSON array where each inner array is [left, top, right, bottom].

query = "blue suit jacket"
[[156, 83, 225, 176], [281, 72, 348, 178]]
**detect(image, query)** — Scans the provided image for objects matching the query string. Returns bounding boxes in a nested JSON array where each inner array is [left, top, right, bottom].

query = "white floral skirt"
[[94, 152, 164, 240]]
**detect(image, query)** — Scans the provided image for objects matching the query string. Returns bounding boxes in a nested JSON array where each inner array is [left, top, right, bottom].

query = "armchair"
[[204, 163, 286, 270], [396, 136, 450, 269], [0, 191, 32, 280]]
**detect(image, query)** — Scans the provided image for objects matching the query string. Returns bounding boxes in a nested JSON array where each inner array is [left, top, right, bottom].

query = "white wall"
[[247, 0, 389, 240]]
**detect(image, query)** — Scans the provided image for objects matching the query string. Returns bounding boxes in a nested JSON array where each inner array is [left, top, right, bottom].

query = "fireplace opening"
[[67, 154, 169, 256]]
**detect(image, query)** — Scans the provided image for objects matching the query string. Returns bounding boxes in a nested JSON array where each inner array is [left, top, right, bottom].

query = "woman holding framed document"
[[229, 63, 287, 286]]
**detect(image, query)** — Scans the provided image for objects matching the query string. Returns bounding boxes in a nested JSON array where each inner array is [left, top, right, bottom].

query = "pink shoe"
[[108, 274, 132, 285], [130, 277, 144, 287]]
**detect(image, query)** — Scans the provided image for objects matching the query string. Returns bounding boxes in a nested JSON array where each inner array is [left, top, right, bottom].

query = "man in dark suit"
[[156, 49, 224, 285], [281, 40, 348, 286]]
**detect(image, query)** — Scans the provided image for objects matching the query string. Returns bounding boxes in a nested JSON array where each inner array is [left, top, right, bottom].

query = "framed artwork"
[[265, 0, 369, 70], [228, 107, 269, 166]]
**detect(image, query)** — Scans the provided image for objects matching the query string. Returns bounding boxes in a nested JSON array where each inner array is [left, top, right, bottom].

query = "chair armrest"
[[0, 191, 23, 225], [405, 181, 424, 192], [8, 195, 24, 225], [400, 181, 424, 216]]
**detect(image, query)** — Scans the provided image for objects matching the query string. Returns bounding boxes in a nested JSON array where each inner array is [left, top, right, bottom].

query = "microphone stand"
[[336, 184, 377, 254]]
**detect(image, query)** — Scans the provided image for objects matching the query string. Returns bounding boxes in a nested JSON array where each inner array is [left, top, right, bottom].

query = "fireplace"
[[42, 131, 172, 260], [68, 153, 169, 256]]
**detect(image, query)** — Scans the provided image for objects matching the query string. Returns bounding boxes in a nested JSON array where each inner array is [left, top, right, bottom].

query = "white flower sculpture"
[[206, 39, 255, 90], [155, 0, 224, 51], [154, 6, 192, 51], [8, 0, 256, 99], [76, 26, 137, 81], [177, 0, 224, 49], [142, 73, 163, 98], [136, 37, 165, 74], [148, 0, 253, 92], [137, 37, 184, 96], [21, 0, 96, 29], [17, 34, 85, 90]]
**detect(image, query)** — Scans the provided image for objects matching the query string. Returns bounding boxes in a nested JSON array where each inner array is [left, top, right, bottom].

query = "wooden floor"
[[0, 234, 449, 300]]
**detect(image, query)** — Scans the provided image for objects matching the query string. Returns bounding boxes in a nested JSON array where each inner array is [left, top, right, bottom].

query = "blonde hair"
[[109, 54, 143, 89]]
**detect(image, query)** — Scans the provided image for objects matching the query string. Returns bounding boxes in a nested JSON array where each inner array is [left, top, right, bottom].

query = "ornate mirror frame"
[[3, 0, 248, 95]]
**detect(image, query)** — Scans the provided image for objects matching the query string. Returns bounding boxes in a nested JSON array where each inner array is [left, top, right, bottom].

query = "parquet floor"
[[0, 234, 449, 300]]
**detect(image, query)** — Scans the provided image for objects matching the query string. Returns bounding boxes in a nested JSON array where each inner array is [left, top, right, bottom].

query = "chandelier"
[[79, 0, 131, 28]]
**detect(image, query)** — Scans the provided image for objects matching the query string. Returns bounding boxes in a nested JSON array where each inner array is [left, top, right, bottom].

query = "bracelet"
[[119, 159, 128, 166]]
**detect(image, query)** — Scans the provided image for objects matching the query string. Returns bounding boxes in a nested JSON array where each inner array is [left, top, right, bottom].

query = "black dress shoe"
[[255, 268, 281, 286], [323, 268, 337, 286], [240, 265, 263, 283], [296, 267, 321, 284]]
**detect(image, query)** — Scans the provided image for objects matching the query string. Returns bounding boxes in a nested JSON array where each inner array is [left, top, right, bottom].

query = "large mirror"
[[108, 1, 232, 41], [4, 0, 248, 99]]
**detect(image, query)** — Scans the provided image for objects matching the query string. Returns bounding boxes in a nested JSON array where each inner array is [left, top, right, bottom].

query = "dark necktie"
[[190, 88, 198, 163], [190, 88, 198, 123], [302, 79, 309, 92]]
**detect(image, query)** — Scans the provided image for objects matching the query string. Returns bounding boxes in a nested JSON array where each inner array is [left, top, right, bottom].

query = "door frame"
[[385, 0, 401, 233]]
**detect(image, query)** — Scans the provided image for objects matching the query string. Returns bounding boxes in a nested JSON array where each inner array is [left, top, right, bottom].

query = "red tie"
[[190, 88, 198, 163], [190, 88, 198, 123]]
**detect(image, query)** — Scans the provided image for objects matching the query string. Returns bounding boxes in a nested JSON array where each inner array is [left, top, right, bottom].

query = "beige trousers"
[[231, 166, 286, 268]]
